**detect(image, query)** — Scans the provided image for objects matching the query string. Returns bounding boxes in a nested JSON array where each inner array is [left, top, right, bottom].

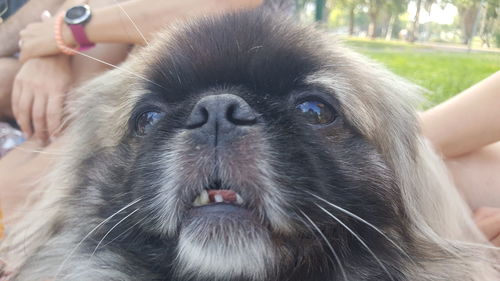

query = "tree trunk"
[[478, 2, 488, 47], [461, 4, 479, 45], [385, 14, 396, 41], [409, 0, 422, 42], [348, 5, 355, 36], [368, 0, 379, 39]]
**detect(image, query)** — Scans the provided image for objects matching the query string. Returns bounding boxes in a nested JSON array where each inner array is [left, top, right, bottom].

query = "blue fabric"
[[0, 0, 29, 20]]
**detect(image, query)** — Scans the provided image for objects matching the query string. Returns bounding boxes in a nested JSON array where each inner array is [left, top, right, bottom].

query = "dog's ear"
[[65, 64, 143, 149]]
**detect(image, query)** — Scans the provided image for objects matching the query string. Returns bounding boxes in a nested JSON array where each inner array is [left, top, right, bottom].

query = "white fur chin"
[[175, 221, 276, 280]]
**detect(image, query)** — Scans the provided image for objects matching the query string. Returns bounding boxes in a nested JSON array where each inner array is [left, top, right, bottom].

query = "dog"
[[3, 8, 499, 281]]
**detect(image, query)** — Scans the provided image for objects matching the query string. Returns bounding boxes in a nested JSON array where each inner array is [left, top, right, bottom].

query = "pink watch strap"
[[68, 24, 95, 51]]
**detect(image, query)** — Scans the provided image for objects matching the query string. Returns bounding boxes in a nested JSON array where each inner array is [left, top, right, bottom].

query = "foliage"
[[345, 38, 500, 108]]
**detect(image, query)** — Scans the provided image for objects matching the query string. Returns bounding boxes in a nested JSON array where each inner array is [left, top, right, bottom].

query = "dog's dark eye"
[[136, 111, 164, 135], [295, 101, 336, 125]]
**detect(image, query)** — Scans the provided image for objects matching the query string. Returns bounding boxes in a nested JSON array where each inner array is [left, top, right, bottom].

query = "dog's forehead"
[[143, 11, 328, 100]]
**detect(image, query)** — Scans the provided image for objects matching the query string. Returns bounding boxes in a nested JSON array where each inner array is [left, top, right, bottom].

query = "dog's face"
[[69, 10, 421, 281]]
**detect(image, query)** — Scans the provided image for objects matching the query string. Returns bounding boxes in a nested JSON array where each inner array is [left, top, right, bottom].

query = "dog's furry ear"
[[65, 68, 139, 149], [307, 45, 499, 279], [305, 44, 422, 172]]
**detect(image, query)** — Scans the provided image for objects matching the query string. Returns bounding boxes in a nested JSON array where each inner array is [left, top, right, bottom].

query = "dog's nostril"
[[227, 103, 257, 126], [186, 94, 257, 129], [186, 107, 209, 129]]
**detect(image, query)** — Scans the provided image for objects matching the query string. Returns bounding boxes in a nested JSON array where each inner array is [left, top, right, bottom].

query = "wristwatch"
[[64, 4, 95, 51]]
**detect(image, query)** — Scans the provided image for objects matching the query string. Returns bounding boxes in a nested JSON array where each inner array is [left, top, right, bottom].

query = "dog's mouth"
[[192, 189, 244, 207], [185, 179, 262, 224]]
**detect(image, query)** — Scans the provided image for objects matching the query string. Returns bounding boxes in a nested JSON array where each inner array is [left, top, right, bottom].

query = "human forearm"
[[421, 71, 500, 158], [0, 0, 65, 56], [18, 0, 263, 60], [62, 0, 264, 45]]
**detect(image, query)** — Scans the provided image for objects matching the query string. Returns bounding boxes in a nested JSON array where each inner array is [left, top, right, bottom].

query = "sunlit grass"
[[344, 38, 500, 108]]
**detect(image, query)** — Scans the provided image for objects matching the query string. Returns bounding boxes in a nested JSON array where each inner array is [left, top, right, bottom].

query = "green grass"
[[344, 38, 500, 108]]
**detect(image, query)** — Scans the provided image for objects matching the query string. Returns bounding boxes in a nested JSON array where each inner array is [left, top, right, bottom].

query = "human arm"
[[420, 71, 500, 158], [18, 0, 263, 61], [0, 0, 64, 57]]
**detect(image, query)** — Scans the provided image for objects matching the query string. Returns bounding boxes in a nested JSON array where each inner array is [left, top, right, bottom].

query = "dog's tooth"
[[200, 190, 209, 204], [236, 193, 244, 205], [214, 194, 223, 203], [193, 195, 202, 206]]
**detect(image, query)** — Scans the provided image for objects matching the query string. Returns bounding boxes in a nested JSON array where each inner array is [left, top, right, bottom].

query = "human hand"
[[18, 14, 75, 62], [11, 56, 72, 142], [474, 207, 500, 246]]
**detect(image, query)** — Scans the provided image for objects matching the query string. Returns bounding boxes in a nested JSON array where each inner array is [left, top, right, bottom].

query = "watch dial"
[[67, 6, 86, 20]]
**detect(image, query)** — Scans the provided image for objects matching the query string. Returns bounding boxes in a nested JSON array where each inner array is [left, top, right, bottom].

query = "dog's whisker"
[[71, 50, 166, 90], [299, 210, 348, 281], [112, 0, 149, 45], [314, 203, 396, 281], [54, 198, 142, 279], [100, 217, 148, 249], [305, 190, 417, 265], [293, 215, 337, 271], [90, 208, 140, 257]]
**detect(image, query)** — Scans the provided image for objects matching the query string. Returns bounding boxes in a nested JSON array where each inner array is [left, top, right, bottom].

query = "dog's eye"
[[295, 101, 336, 125], [136, 111, 164, 135]]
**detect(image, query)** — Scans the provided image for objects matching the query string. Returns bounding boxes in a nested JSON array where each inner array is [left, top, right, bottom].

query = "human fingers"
[[11, 77, 22, 121], [16, 85, 34, 138], [18, 22, 59, 62], [46, 93, 64, 139], [32, 93, 48, 142], [475, 212, 500, 240]]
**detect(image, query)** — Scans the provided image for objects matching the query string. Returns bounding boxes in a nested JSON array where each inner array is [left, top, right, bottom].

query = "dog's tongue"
[[207, 190, 237, 203]]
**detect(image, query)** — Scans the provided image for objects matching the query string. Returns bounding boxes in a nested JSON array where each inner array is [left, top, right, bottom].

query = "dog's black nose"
[[186, 94, 257, 145]]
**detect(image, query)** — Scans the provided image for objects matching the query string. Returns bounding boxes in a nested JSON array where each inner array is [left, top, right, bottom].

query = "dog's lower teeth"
[[192, 190, 209, 206], [214, 194, 224, 203], [236, 194, 244, 205], [200, 189, 209, 204], [192, 190, 243, 206]]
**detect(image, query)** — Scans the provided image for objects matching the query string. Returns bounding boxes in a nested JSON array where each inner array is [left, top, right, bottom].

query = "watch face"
[[64, 5, 91, 25]]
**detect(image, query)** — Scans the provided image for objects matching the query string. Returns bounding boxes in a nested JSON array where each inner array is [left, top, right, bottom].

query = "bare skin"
[[18, 0, 264, 62], [0, 139, 60, 221], [0, 58, 20, 120], [0, 0, 65, 57], [421, 71, 500, 246], [1, 42, 131, 222], [421, 71, 500, 159], [12, 55, 73, 142]]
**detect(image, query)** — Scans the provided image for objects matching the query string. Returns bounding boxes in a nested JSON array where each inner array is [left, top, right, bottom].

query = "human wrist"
[[61, 21, 77, 47], [60, 4, 95, 52]]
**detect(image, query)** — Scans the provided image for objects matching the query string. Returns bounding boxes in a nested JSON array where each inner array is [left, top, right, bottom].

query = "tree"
[[338, 0, 364, 35], [445, 0, 494, 45], [367, 0, 386, 38], [479, 0, 500, 47], [408, 0, 435, 42], [383, 0, 408, 40]]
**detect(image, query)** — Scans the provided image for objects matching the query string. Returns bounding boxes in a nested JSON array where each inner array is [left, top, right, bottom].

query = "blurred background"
[[294, 0, 499, 107]]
